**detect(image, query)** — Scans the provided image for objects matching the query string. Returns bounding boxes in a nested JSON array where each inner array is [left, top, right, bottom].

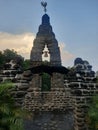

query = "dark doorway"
[[41, 73, 51, 91]]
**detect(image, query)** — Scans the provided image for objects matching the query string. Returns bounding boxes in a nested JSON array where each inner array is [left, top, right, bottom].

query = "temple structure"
[[30, 13, 61, 66], [0, 1, 98, 130]]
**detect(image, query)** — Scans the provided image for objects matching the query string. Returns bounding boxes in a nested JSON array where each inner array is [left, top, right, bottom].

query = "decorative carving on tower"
[[30, 2, 61, 67]]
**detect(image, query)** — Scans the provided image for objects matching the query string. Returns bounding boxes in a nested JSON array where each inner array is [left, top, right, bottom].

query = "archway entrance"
[[42, 44, 50, 62]]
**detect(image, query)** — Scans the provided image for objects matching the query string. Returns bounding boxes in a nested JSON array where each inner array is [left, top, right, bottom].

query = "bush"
[[0, 81, 30, 130], [87, 95, 98, 130]]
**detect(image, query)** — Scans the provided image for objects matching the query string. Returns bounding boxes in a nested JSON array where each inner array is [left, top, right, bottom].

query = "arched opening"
[[41, 72, 51, 91], [42, 44, 50, 62]]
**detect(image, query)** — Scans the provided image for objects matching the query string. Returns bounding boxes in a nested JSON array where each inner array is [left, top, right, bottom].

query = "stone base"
[[24, 111, 74, 130]]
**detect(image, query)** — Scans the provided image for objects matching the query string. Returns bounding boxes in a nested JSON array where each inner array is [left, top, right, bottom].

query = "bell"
[[44, 51, 48, 57]]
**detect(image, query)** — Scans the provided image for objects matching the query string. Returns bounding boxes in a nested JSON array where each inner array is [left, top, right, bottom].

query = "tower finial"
[[41, 1, 47, 13]]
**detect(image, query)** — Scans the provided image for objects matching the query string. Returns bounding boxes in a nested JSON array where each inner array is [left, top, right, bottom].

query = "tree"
[[0, 49, 24, 70], [87, 95, 98, 130], [0, 81, 28, 130], [0, 49, 33, 71], [3, 49, 24, 65], [22, 59, 30, 70], [0, 51, 5, 69]]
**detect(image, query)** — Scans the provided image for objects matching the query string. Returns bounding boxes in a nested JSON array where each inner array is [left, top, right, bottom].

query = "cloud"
[[0, 32, 74, 67], [59, 43, 74, 66], [0, 32, 35, 59]]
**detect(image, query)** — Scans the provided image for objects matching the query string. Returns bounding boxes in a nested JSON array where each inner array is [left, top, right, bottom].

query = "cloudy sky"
[[0, 0, 98, 71]]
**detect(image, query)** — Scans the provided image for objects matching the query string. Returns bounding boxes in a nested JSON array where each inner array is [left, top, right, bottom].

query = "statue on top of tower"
[[41, 1, 47, 13]]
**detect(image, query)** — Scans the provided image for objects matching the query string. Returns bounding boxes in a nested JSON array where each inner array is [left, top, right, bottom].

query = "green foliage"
[[22, 59, 30, 70], [0, 49, 24, 69], [3, 49, 17, 61], [96, 76, 98, 83], [87, 95, 98, 130], [0, 49, 32, 70], [42, 61, 50, 65], [3, 49, 24, 64], [0, 51, 5, 68], [41, 73, 51, 91], [0, 81, 29, 130]]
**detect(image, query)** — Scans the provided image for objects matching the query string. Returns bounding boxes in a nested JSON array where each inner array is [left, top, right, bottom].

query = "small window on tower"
[[42, 44, 50, 62]]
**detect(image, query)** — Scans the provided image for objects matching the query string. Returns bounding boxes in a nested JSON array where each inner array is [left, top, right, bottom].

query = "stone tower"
[[30, 13, 61, 66], [1, 2, 97, 130]]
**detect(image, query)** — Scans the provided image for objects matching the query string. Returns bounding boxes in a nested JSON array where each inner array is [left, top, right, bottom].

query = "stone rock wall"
[[24, 111, 74, 130], [18, 73, 73, 111], [69, 82, 98, 130], [0, 60, 22, 82], [0, 60, 98, 130]]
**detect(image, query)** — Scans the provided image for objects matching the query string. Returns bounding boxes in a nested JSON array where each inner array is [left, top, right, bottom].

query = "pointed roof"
[[42, 14, 50, 25], [30, 2, 61, 67]]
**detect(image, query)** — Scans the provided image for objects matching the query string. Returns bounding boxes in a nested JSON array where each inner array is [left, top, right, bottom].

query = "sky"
[[0, 0, 98, 71]]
